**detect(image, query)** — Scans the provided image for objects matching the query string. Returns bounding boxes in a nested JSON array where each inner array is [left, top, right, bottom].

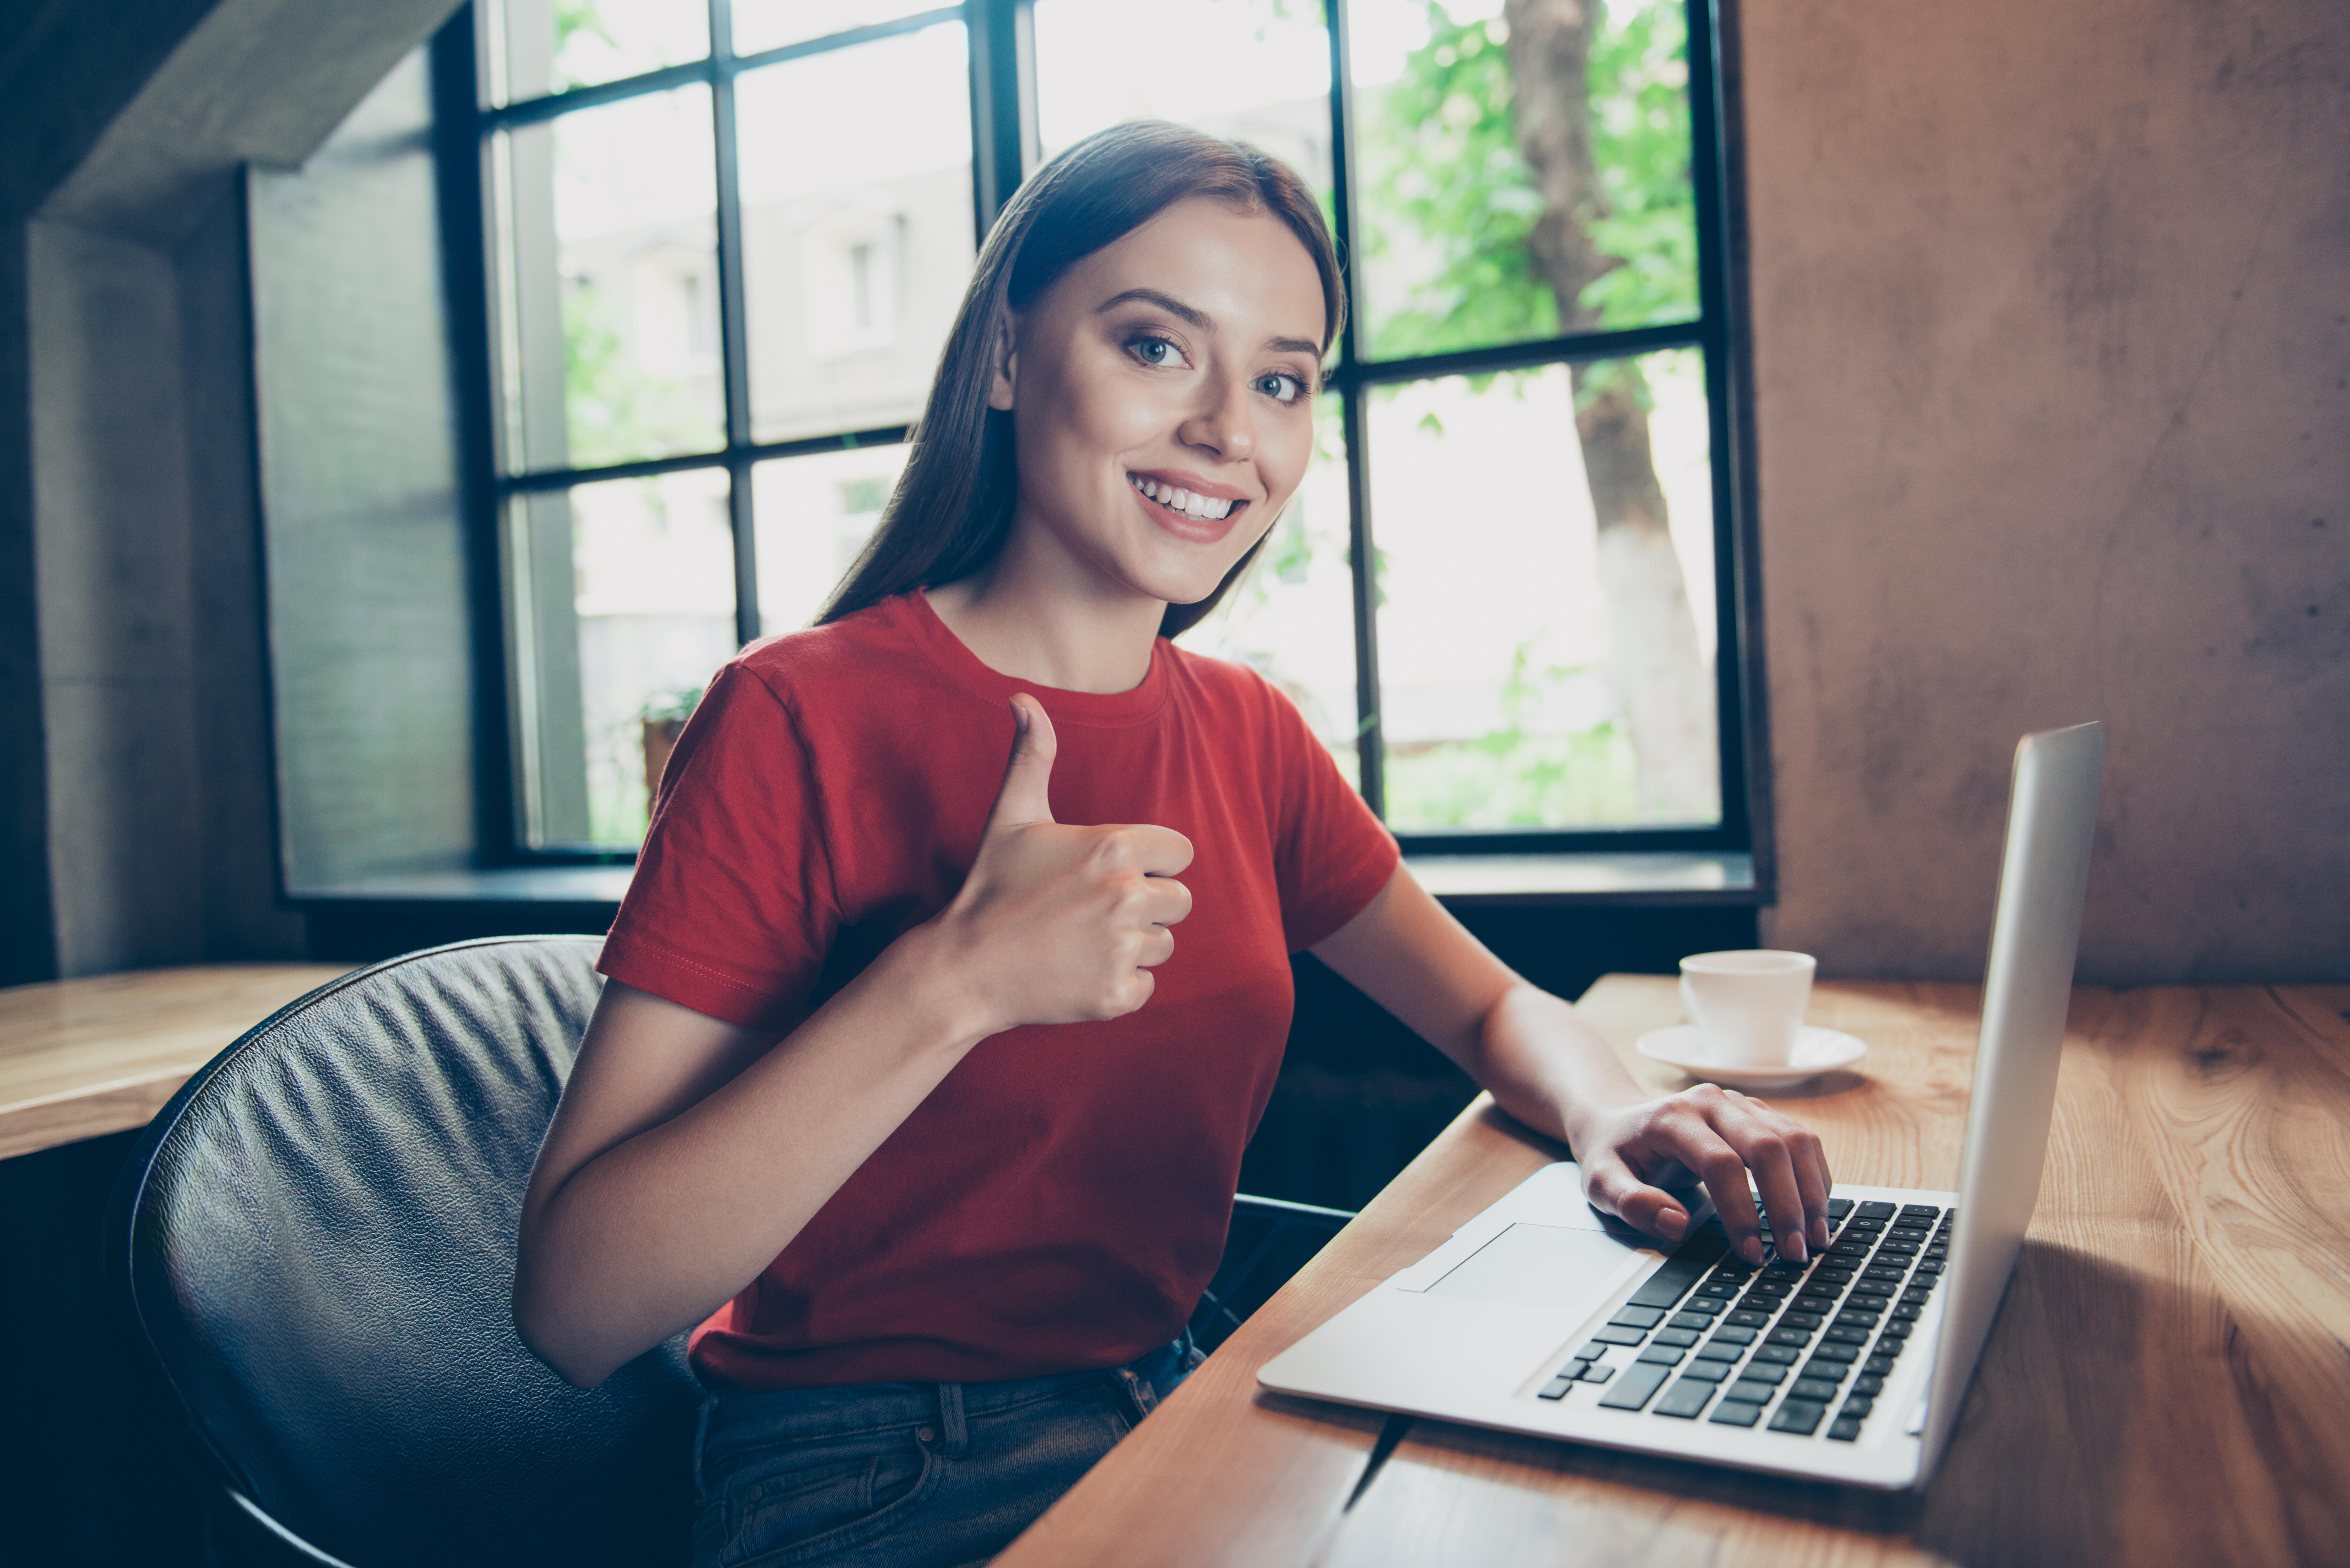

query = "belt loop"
[[936, 1380, 968, 1455], [1115, 1367, 1159, 1421]]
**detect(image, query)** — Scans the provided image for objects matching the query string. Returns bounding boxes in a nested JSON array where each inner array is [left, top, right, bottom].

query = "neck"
[[925, 528, 1166, 694]]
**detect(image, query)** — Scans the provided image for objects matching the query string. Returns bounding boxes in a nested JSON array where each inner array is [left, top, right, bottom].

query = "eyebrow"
[[1094, 287, 1323, 359]]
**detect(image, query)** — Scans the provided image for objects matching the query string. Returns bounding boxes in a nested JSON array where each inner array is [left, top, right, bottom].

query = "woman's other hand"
[[926, 695, 1194, 1032], [1569, 1084, 1833, 1267]]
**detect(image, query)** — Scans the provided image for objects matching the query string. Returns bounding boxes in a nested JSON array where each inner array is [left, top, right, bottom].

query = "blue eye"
[[1256, 373, 1304, 404], [1130, 335, 1179, 366]]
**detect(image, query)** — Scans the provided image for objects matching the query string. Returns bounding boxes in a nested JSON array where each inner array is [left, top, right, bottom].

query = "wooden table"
[[0, 963, 351, 1159], [998, 976, 2350, 1568]]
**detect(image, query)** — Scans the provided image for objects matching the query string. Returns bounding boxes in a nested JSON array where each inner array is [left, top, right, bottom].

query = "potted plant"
[[640, 686, 702, 803]]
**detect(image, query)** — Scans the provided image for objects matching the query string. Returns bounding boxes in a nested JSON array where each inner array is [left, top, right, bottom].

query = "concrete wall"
[[1746, 0, 2349, 981], [2, 0, 459, 977]]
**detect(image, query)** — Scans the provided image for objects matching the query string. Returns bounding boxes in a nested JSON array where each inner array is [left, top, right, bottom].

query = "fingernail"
[[1742, 1237, 1765, 1264], [1814, 1218, 1831, 1249], [1657, 1208, 1687, 1240], [1784, 1234, 1808, 1263]]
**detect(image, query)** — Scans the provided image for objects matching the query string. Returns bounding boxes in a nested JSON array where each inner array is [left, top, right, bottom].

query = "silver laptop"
[[1259, 722, 2104, 1490]]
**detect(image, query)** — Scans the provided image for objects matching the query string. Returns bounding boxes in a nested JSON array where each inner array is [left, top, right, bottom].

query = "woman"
[[514, 122, 1830, 1567]]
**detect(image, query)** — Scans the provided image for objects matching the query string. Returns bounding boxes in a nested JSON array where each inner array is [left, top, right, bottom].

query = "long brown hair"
[[818, 121, 1345, 639]]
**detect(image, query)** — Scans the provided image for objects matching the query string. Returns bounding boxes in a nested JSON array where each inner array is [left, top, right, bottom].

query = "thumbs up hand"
[[926, 695, 1194, 1036]]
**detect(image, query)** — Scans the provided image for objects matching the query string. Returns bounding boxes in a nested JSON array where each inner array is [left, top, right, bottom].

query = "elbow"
[[511, 1268, 617, 1391]]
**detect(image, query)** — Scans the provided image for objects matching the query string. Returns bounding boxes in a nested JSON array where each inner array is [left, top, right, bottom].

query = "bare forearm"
[[1464, 983, 1649, 1153], [515, 931, 984, 1385]]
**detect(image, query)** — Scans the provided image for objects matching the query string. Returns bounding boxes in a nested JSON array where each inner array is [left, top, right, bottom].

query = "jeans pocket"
[[717, 1432, 942, 1568]]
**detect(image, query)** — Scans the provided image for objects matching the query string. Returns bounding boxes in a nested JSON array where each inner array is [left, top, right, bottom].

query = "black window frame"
[[433, 0, 1765, 871]]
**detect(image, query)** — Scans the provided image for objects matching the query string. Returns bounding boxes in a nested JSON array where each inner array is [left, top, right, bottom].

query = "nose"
[[1177, 372, 1256, 464]]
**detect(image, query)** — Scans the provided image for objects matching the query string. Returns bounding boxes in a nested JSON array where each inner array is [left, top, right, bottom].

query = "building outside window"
[[453, 0, 1751, 861]]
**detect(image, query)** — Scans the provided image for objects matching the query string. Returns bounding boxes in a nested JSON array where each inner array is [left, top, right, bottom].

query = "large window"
[[446, 0, 1751, 858]]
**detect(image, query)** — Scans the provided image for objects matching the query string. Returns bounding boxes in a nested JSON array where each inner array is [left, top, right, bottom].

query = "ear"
[[985, 309, 1018, 412]]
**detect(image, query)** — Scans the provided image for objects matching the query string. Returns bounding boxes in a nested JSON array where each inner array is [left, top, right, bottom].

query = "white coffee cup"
[[1679, 950, 1817, 1067]]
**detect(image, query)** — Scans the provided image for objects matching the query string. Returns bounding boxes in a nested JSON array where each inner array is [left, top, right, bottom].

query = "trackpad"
[[1428, 1222, 1644, 1309]]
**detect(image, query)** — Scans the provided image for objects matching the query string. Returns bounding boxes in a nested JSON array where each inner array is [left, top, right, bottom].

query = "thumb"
[[982, 694, 1057, 833]]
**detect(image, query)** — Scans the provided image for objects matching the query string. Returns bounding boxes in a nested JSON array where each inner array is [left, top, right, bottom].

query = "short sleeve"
[[1262, 684, 1400, 952], [598, 663, 843, 1031]]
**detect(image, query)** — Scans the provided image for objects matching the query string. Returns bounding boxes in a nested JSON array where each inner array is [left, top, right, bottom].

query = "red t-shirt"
[[598, 591, 1398, 1390]]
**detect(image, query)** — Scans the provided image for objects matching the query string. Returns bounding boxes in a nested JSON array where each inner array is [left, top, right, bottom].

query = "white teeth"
[[1128, 474, 1234, 520]]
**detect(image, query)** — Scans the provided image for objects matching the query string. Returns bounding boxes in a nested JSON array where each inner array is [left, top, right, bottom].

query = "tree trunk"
[[1503, 0, 1719, 824]]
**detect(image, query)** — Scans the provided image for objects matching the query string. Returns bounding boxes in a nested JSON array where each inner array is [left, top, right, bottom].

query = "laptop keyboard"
[[1535, 1198, 1954, 1442]]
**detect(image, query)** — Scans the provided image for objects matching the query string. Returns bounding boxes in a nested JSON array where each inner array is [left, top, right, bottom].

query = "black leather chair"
[[108, 935, 701, 1568]]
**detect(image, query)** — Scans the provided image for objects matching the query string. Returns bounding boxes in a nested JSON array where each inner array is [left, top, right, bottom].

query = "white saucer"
[[1634, 1023, 1868, 1090]]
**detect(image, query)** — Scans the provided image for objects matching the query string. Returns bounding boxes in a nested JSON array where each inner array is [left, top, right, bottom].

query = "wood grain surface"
[[1002, 977, 2350, 1568], [0, 963, 351, 1159]]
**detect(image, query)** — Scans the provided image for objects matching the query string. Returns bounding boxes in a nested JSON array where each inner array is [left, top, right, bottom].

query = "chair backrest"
[[112, 936, 701, 1567]]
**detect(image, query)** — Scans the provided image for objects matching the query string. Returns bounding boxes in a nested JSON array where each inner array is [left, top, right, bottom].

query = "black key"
[[1653, 1326, 1701, 1348], [1578, 1362, 1617, 1384], [1827, 1198, 1854, 1217], [1726, 1380, 1781, 1407], [1880, 1320, 1913, 1341], [1669, 1312, 1716, 1333], [1597, 1361, 1672, 1411], [1893, 1304, 1922, 1322], [1812, 1267, 1857, 1285], [1768, 1398, 1827, 1434], [1790, 1377, 1842, 1402], [1744, 1277, 1794, 1298], [1841, 1394, 1875, 1417], [1654, 1378, 1717, 1419], [1899, 1203, 1941, 1219], [1735, 1362, 1788, 1385], [1623, 1232, 1733, 1310], [1726, 1310, 1773, 1329], [1823, 1326, 1872, 1346], [1876, 1240, 1921, 1257], [1679, 1296, 1726, 1316], [1800, 1357, 1851, 1383], [1766, 1327, 1815, 1347], [1609, 1305, 1668, 1330], [1835, 1307, 1882, 1325], [1780, 1311, 1826, 1331], [1588, 1325, 1648, 1348], [1854, 1202, 1896, 1218], [1901, 1288, 1934, 1307], [1695, 1281, 1740, 1300], [1677, 1358, 1732, 1382], [1852, 1373, 1886, 1395], [1693, 1340, 1744, 1362], [1862, 1267, 1910, 1285], [1827, 1416, 1864, 1442], [1864, 1355, 1898, 1376], [1709, 1399, 1764, 1428], [1750, 1344, 1800, 1366], [1636, 1345, 1685, 1367], [1796, 1288, 1843, 1308], [1807, 1343, 1860, 1364], [1849, 1291, 1894, 1309], [1706, 1325, 1758, 1346], [1538, 1374, 1577, 1400], [1916, 1260, 1945, 1275]]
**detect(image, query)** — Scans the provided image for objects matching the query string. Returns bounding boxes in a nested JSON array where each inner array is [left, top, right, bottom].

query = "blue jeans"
[[690, 1337, 1201, 1568]]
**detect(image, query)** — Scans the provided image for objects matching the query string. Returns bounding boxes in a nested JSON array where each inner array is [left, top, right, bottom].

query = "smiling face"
[[987, 195, 1328, 614]]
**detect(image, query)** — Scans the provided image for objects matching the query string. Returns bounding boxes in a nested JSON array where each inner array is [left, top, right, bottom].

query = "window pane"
[[1034, 0, 1332, 195], [495, 85, 724, 472], [733, 0, 947, 57], [735, 25, 974, 443], [509, 471, 738, 847], [1350, 0, 1698, 361], [1182, 392, 1363, 787], [490, 0, 710, 103], [751, 444, 913, 636], [1370, 350, 1718, 830]]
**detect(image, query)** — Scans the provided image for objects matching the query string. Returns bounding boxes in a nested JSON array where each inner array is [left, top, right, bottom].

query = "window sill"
[[290, 852, 1758, 912]]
